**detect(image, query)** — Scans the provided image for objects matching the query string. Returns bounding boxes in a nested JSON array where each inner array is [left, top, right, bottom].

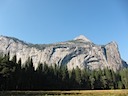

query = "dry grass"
[[0, 90, 128, 96]]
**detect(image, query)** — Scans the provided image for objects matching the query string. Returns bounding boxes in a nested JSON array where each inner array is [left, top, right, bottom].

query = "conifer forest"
[[0, 54, 128, 90]]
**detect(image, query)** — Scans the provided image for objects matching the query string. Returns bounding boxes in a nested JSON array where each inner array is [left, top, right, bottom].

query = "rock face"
[[74, 35, 91, 42], [0, 35, 127, 71]]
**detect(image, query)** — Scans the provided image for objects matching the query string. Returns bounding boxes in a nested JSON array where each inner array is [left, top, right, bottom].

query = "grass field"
[[0, 90, 128, 96]]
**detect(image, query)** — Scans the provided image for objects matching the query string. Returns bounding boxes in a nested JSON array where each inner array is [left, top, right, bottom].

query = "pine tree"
[[120, 68, 128, 89], [36, 63, 44, 89], [61, 66, 69, 89], [75, 66, 82, 88], [81, 68, 90, 89], [69, 68, 76, 89], [23, 57, 35, 89], [93, 70, 102, 89], [89, 71, 95, 89], [104, 69, 114, 89]]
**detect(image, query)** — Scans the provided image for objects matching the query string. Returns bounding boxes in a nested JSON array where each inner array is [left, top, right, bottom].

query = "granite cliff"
[[0, 35, 127, 71]]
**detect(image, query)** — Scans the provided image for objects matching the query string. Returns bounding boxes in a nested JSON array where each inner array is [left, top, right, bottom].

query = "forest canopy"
[[0, 54, 128, 90]]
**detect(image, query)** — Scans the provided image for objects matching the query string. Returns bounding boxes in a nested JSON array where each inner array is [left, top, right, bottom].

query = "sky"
[[0, 0, 128, 61]]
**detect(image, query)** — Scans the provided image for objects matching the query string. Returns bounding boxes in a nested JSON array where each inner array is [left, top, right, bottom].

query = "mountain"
[[0, 35, 127, 71], [74, 35, 91, 42]]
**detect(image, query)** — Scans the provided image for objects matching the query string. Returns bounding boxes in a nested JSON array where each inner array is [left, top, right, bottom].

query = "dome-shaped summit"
[[74, 35, 91, 42]]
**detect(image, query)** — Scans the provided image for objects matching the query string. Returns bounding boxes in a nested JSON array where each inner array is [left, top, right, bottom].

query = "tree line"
[[0, 54, 128, 90]]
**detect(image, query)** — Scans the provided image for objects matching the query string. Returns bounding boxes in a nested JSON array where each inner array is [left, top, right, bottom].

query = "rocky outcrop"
[[0, 35, 127, 71]]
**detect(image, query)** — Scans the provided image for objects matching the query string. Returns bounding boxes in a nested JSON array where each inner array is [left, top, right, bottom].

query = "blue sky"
[[0, 0, 128, 61]]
